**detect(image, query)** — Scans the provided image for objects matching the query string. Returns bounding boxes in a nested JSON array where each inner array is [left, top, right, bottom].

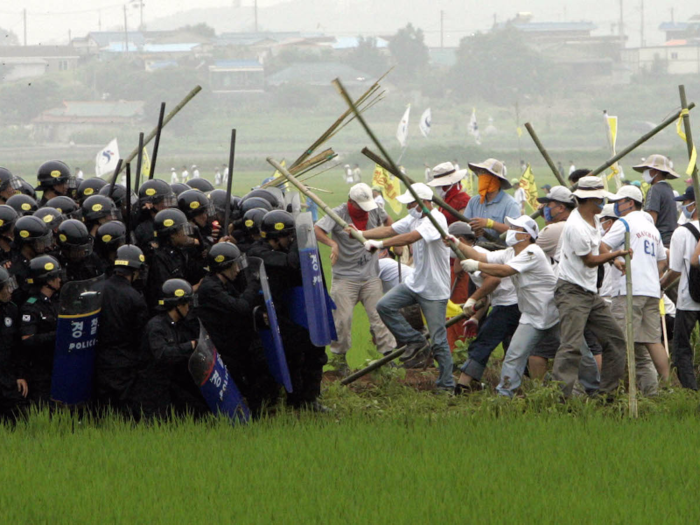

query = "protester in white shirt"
[[446, 222, 521, 392], [662, 186, 700, 390], [603, 185, 669, 392], [378, 256, 414, 292], [170, 168, 179, 185], [362, 183, 454, 391], [181, 166, 189, 183], [511, 179, 526, 214], [191, 165, 200, 179], [552, 176, 630, 397]]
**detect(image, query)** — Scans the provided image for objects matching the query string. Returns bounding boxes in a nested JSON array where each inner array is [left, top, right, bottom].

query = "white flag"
[[468, 108, 481, 146], [95, 138, 120, 178], [419, 108, 432, 138], [396, 104, 411, 148]]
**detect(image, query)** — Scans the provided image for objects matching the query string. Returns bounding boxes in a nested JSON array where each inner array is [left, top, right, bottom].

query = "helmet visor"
[[33, 231, 54, 253], [0, 274, 18, 294]]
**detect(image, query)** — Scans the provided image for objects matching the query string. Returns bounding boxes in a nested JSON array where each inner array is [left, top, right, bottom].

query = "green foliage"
[[451, 26, 561, 104], [0, 79, 75, 124], [177, 23, 216, 38], [343, 36, 389, 77], [388, 23, 429, 85]]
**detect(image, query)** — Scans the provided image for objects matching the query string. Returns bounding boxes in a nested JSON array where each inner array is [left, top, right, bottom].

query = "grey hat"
[[448, 221, 475, 238]]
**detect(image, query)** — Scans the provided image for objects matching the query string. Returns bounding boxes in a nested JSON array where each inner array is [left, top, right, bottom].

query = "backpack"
[[682, 223, 700, 303]]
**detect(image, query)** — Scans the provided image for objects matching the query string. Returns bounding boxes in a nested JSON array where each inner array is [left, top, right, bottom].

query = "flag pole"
[[622, 220, 638, 418]]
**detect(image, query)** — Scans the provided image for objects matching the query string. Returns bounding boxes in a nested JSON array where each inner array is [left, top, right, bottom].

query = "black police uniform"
[[19, 292, 59, 404], [127, 312, 206, 419], [146, 244, 191, 312], [247, 239, 327, 408], [134, 216, 155, 254], [9, 251, 31, 306], [195, 272, 278, 415], [0, 300, 28, 420], [94, 273, 149, 410], [61, 252, 105, 283]]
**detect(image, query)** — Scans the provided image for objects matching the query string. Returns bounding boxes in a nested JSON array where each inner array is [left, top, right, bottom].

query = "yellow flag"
[[516, 126, 523, 138], [519, 164, 539, 211], [140, 147, 151, 179], [272, 159, 288, 189], [464, 170, 475, 196], [372, 164, 402, 214], [605, 114, 622, 191], [677, 109, 698, 176]]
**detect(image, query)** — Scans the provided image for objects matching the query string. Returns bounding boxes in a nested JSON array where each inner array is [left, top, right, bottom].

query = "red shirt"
[[439, 187, 470, 225]]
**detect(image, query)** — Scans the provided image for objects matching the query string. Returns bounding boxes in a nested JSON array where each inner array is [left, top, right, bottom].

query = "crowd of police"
[[0, 161, 327, 422]]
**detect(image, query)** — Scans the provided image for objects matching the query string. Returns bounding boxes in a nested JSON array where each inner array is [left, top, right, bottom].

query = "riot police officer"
[[56, 219, 103, 282], [6, 194, 37, 217], [81, 195, 120, 238], [0, 167, 20, 205], [249, 210, 329, 412], [19, 255, 62, 404], [94, 245, 149, 413], [239, 208, 267, 254], [45, 196, 81, 221], [94, 221, 127, 274], [0, 267, 28, 421], [195, 242, 278, 416], [134, 179, 177, 254], [35, 160, 75, 207], [0, 205, 18, 268], [177, 189, 215, 281], [76, 178, 108, 205], [10, 216, 54, 304], [128, 278, 206, 419]]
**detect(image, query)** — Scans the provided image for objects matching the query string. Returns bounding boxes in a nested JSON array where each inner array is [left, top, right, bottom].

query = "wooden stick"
[[305, 185, 333, 194], [623, 225, 638, 418], [108, 86, 202, 181], [125, 162, 132, 243], [148, 102, 166, 181], [589, 103, 695, 177], [524, 123, 569, 187], [223, 129, 236, 236], [340, 346, 406, 386], [661, 305, 670, 357], [267, 157, 367, 245], [679, 86, 700, 207], [333, 78, 466, 260]]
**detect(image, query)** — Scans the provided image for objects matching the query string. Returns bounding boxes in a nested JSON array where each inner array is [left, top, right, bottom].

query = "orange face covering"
[[478, 174, 501, 203]]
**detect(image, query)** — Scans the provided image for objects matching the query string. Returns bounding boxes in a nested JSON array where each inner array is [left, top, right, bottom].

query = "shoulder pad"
[[26, 297, 37, 304]]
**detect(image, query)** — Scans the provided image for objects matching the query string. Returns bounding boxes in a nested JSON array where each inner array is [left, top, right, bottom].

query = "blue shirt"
[[464, 190, 521, 241]]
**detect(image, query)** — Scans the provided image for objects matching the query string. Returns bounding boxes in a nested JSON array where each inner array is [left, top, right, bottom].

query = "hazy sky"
[[1, 0, 697, 47]]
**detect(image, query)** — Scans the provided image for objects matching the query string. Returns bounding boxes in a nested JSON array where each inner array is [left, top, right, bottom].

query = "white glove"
[[445, 234, 458, 244], [364, 240, 384, 252], [462, 298, 477, 317], [460, 259, 480, 273]]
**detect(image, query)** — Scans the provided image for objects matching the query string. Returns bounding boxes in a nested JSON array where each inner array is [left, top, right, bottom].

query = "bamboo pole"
[[261, 148, 336, 189], [679, 86, 700, 206], [589, 103, 696, 177], [333, 78, 466, 260], [267, 158, 367, 244], [524, 122, 569, 187], [108, 86, 202, 181], [623, 224, 638, 418], [340, 346, 407, 386], [148, 102, 166, 181]]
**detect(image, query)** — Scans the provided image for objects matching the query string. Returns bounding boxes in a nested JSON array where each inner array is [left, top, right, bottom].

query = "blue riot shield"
[[247, 256, 293, 393], [188, 322, 249, 424], [291, 212, 337, 347], [50, 275, 104, 405]]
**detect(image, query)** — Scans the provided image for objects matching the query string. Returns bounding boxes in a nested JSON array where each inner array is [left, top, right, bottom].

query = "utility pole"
[[619, 0, 624, 46], [254, 0, 258, 33], [23, 8, 27, 46], [440, 10, 444, 48], [98, 10, 102, 31], [123, 5, 129, 54], [139, 2, 144, 30], [640, 0, 645, 47]]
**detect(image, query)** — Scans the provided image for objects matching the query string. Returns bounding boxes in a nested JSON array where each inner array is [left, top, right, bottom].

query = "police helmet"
[[77, 178, 108, 203], [242, 208, 266, 235], [35, 160, 74, 192], [6, 194, 37, 216], [0, 205, 18, 234], [26, 255, 62, 286], [15, 178, 36, 199], [170, 182, 191, 196], [0, 266, 18, 294], [98, 183, 138, 210], [240, 196, 272, 215], [178, 189, 214, 220], [139, 179, 176, 207], [242, 189, 279, 210], [33, 207, 64, 231], [187, 178, 214, 193], [57, 219, 93, 259], [260, 210, 295, 240], [154, 208, 193, 239], [82, 195, 121, 223], [159, 278, 194, 309], [0, 167, 21, 195], [207, 190, 241, 222], [207, 242, 247, 273], [114, 244, 146, 271], [45, 196, 81, 220], [96, 221, 127, 254], [14, 216, 52, 252]]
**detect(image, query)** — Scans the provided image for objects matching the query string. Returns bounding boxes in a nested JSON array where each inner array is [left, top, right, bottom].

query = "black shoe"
[[403, 347, 431, 369], [399, 341, 429, 362]]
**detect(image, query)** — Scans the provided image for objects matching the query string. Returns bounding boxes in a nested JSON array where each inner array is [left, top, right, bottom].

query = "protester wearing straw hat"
[[552, 176, 630, 397], [634, 154, 680, 247], [426, 162, 470, 226], [463, 158, 521, 243], [453, 216, 561, 397], [661, 186, 700, 390], [314, 183, 396, 370], [362, 183, 454, 390], [603, 185, 668, 394]]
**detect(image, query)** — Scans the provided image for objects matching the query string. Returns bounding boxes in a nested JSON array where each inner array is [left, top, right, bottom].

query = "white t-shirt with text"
[[669, 220, 700, 311]]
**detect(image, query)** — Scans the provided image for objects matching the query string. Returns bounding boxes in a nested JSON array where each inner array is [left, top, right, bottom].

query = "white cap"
[[348, 183, 378, 211], [537, 186, 575, 205], [426, 162, 467, 187], [396, 182, 433, 204], [598, 203, 617, 219], [572, 176, 613, 199], [505, 215, 540, 240], [607, 185, 643, 204]]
